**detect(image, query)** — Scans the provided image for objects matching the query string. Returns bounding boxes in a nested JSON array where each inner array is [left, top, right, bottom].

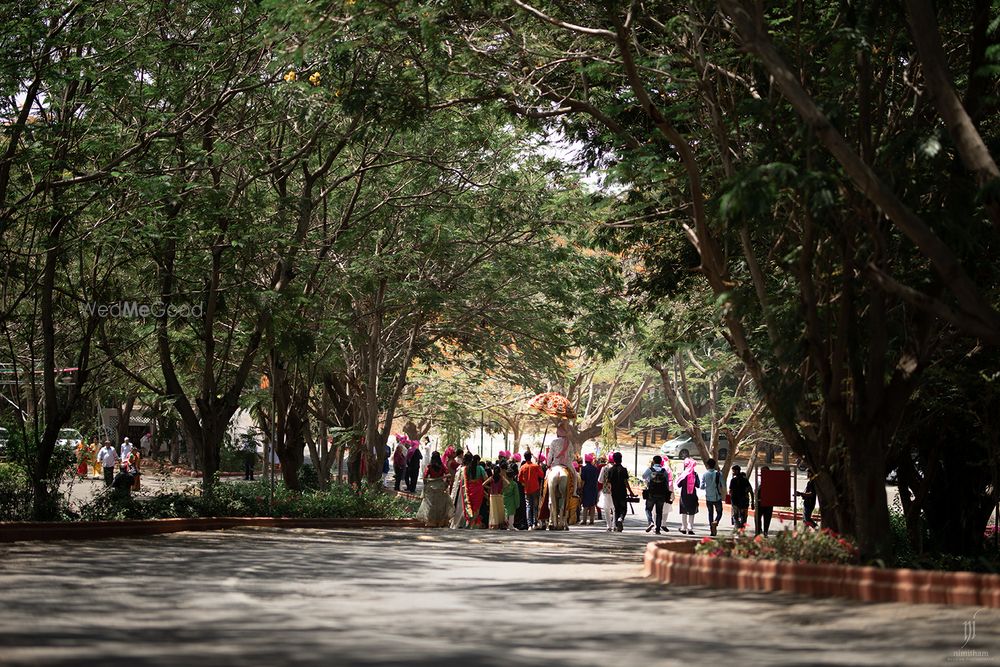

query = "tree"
[[430, 0, 1000, 559]]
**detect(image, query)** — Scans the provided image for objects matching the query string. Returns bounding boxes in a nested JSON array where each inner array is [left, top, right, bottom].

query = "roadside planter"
[[644, 533, 1000, 607]]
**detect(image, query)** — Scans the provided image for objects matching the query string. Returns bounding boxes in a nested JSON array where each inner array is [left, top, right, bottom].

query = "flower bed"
[[697, 527, 858, 564]]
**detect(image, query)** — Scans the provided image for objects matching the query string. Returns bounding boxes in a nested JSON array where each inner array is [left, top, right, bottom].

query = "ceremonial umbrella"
[[527, 392, 576, 420]]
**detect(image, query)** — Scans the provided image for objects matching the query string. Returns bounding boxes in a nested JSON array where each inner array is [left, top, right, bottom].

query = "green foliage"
[[77, 481, 415, 521], [888, 500, 919, 568], [0, 429, 75, 520], [600, 413, 618, 454], [438, 401, 475, 451], [0, 463, 32, 521]]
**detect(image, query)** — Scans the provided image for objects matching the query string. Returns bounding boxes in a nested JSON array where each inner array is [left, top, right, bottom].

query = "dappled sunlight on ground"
[[0, 527, 993, 666]]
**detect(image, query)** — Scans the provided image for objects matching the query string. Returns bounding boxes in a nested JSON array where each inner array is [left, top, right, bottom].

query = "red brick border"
[[643, 539, 1000, 607], [0, 517, 422, 543]]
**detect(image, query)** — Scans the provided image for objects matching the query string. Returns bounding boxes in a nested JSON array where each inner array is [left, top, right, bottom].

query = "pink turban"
[[572, 461, 580, 471], [512, 453, 522, 462], [584, 453, 595, 464]]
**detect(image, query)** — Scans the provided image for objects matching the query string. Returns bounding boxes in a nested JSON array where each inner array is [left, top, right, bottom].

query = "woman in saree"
[[75, 442, 90, 478], [450, 452, 486, 528], [416, 452, 453, 527], [128, 449, 142, 492], [481, 464, 509, 529]]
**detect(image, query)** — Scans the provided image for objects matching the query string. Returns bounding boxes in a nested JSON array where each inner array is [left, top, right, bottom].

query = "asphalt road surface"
[[1, 526, 994, 666]]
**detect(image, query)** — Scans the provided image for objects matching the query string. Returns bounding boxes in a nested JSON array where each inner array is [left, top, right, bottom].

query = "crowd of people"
[[90, 437, 142, 496], [412, 443, 815, 535]]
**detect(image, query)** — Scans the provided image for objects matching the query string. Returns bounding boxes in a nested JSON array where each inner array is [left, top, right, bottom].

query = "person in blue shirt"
[[701, 458, 725, 536]]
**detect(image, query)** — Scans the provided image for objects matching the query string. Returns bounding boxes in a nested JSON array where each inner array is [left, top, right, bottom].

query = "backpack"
[[706, 469, 723, 497], [648, 468, 668, 497]]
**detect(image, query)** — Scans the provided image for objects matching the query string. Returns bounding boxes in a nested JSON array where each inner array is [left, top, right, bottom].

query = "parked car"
[[660, 432, 730, 461], [56, 428, 84, 449], [0, 426, 8, 458]]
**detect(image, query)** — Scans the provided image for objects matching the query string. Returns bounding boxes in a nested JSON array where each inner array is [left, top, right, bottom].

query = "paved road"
[[1, 526, 995, 666]]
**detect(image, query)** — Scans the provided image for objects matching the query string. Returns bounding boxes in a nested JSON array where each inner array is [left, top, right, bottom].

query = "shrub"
[[0, 462, 33, 521], [76, 480, 417, 521], [696, 527, 860, 565]]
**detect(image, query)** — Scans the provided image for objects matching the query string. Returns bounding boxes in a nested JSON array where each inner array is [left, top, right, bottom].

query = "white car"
[[660, 433, 730, 461], [56, 428, 84, 449]]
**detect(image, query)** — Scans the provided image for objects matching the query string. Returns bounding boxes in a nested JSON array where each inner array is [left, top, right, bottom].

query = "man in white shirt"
[[97, 441, 118, 487], [140, 432, 152, 458], [120, 437, 134, 463]]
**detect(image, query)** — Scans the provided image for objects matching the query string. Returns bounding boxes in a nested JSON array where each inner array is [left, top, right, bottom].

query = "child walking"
[[503, 463, 521, 530]]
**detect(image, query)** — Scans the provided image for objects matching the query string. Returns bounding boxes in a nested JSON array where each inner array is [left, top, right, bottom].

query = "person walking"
[[755, 466, 774, 537], [90, 437, 102, 479], [596, 457, 614, 531], [595, 454, 608, 522], [405, 440, 423, 493], [382, 443, 391, 485], [120, 437, 134, 464], [728, 465, 754, 530], [392, 441, 406, 491], [701, 458, 725, 536], [676, 457, 700, 535], [580, 453, 600, 525], [416, 451, 453, 527], [128, 448, 142, 492], [97, 440, 118, 487], [450, 452, 487, 528], [482, 465, 509, 529], [517, 452, 544, 530], [605, 452, 635, 532], [140, 431, 153, 459], [110, 459, 136, 499], [503, 462, 521, 530], [642, 455, 672, 534], [797, 471, 818, 528], [241, 435, 258, 481]]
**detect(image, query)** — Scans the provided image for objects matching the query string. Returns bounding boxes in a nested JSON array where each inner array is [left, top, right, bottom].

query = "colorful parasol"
[[527, 392, 577, 420]]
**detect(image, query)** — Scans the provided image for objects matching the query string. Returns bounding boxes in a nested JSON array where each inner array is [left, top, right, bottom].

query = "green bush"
[[298, 464, 319, 491], [888, 499, 919, 569], [0, 462, 32, 521], [76, 480, 417, 521], [0, 427, 76, 520]]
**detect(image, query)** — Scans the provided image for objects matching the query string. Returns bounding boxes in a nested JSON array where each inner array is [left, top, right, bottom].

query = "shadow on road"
[[0, 528, 987, 666]]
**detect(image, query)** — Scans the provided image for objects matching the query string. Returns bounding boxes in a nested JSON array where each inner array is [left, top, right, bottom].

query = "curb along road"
[[644, 539, 1000, 608]]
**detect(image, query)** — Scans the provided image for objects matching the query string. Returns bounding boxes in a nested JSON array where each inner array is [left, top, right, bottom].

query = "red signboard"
[[759, 468, 791, 507]]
